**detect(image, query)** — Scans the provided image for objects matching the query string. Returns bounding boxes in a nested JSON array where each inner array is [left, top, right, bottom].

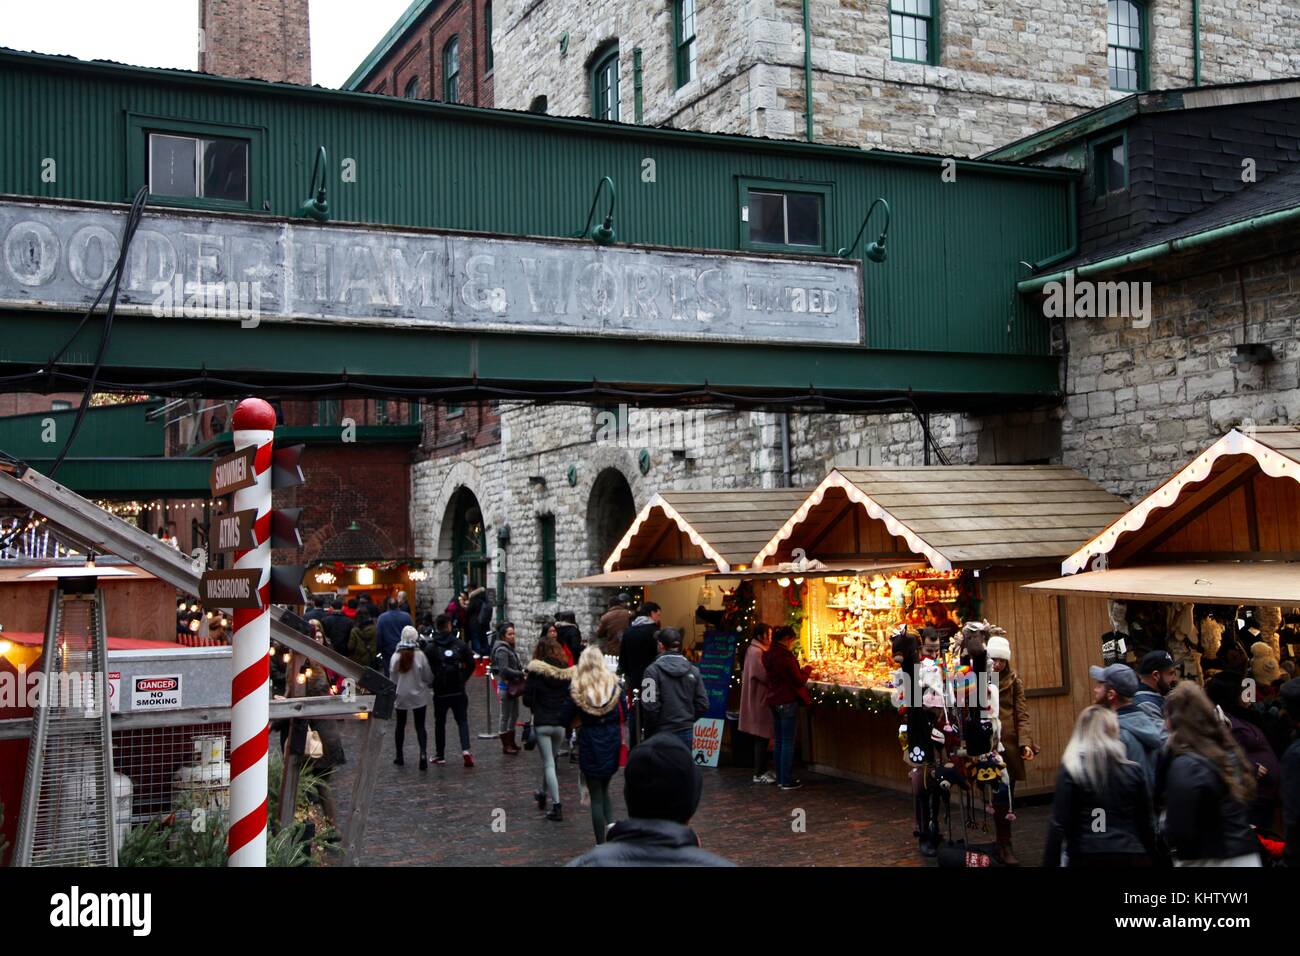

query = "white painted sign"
[[0, 198, 865, 346], [130, 673, 183, 711], [692, 717, 724, 768]]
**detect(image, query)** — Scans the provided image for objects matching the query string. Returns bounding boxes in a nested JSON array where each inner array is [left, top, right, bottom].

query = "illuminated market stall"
[[1026, 427, 1300, 686], [753, 465, 1129, 794]]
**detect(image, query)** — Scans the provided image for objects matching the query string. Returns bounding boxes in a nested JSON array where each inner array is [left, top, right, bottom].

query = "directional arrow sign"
[[269, 565, 311, 605], [199, 568, 263, 609], [272, 444, 306, 489], [212, 509, 258, 554], [271, 508, 303, 549], [209, 446, 258, 497]]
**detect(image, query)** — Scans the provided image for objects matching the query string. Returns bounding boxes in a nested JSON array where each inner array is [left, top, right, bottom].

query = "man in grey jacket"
[[641, 627, 710, 752], [1091, 663, 1164, 793]]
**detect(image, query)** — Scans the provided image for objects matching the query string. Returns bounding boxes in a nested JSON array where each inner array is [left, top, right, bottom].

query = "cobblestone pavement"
[[327, 673, 1051, 867]]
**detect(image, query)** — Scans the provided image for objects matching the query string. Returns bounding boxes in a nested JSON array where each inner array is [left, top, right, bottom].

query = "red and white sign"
[[691, 717, 724, 768], [130, 673, 183, 711], [107, 671, 120, 714]]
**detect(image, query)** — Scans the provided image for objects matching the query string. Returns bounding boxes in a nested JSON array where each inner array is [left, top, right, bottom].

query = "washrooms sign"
[[130, 674, 183, 711]]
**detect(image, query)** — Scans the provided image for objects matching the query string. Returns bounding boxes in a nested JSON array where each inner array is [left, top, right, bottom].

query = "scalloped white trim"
[[603, 493, 730, 574], [752, 471, 951, 572], [1062, 429, 1300, 575]]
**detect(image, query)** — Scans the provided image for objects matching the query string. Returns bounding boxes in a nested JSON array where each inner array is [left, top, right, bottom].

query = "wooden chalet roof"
[[604, 488, 811, 573], [755, 465, 1130, 571]]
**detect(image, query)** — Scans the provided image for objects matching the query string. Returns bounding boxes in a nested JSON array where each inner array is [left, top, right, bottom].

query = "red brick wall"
[[360, 0, 495, 107], [199, 0, 311, 85], [0, 393, 83, 416], [275, 443, 414, 565], [420, 400, 500, 460]]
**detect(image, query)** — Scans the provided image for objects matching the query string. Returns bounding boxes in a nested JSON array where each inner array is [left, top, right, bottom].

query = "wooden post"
[[342, 713, 386, 866]]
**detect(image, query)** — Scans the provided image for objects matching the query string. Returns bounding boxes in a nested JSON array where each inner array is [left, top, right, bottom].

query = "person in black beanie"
[[566, 733, 733, 867]]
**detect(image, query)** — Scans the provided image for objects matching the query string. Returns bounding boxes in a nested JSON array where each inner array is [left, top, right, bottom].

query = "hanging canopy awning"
[[1024, 562, 1300, 606], [563, 565, 718, 588]]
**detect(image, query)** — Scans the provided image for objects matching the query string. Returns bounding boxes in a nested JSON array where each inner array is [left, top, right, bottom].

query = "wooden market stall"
[[564, 488, 810, 645], [1025, 426, 1300, 684], [752, 465, 1130, 795]]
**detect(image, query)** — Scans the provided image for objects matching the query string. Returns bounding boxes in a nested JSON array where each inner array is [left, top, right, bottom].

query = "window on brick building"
[[590, 43, 620, 122], [316, 398, 340, 426], [889, 0, 937, 66], [1107, 1, 1146, 91], [444, 36, 461, 103], [446, 402, 464, 419], [485, 2, 494, 73], [51, 400, 72, 411], [404, 77, 420, 99], [674, 0, 698, 88], [1091, 134, 1128, 196], [539, 514, 557, 601]]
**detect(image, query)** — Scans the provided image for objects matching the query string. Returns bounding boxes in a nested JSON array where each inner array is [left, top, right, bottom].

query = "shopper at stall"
[[322, 599, 352, 654], [390, 625, 433, 770], [445, 592, 467, 639], [1043, 705, 1157, 867], [523, 634, 575, 821], [1157, 681, 1260, 866], [1091, 662, 1163, 792], [560, 645, 627, 845], [346, 608, 378, 669], [1134, 650, 1180, 723], [640, 627, 709, 751], [1278, 678, 1300, 867], [1251, 642, 1283, 699], [375, 597, 413, 677], [596, 593, 633, 655], [425, 614, 476, 767], [764, 625, 811, 791], [618, 602, 662, 746], [923, 602, 959, 653], [1205, 672, 1280, 830], [740, 623, 775, 784], [988, 634, 1038, 865], [490, 622, 525, 755], [566, 733, 733, 867]]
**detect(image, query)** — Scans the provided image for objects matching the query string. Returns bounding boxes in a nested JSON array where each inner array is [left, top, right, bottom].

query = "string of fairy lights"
[[93, 498, 225, 519]]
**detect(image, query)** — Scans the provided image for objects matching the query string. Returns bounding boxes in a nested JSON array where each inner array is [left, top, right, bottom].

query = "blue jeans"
[[771, 703, 798, 786], [676, 728, 694, 752]]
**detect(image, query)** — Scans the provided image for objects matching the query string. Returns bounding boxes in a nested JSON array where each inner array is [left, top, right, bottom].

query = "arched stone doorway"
[[438, 486, 489, 596], [586, 467, 636, 571]]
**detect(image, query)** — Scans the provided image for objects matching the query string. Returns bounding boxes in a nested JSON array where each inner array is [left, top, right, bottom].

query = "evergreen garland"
[[807, 681, 895, 714]]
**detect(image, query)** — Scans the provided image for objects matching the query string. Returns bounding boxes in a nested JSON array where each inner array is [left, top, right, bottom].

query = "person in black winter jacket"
[[555, 611, 584, 661], [617, 602, 662, 746], [423, 614, 476, 767], [640, 627, 709, 751], [321, 599, 354, 655], [560, 646, 627, 844], [1278, 678, 1300, 867], [1156, 681, 1261, 866], [567, 732, 732, 867], [524, 635, 575, 821], [1043, 705, 1157, 866], [464, 586, 492, 658]]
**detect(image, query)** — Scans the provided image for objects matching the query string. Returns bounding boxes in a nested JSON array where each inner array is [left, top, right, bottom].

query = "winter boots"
[[993, 806, 1020, 866], [500, 730, 521, 755]]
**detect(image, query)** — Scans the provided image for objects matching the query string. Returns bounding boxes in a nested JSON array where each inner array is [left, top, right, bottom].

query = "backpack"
[[430, 641, 465, 694]]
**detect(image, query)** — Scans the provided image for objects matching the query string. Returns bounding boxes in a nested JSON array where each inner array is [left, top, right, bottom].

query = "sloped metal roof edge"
[[342, 0, 437, 91]]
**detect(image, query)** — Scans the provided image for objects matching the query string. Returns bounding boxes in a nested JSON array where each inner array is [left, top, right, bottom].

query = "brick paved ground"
[[327, 673, 1052, 866]]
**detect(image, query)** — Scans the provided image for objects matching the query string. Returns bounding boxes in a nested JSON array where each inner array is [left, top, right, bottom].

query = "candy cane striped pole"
[[227, 398, 276, 867]]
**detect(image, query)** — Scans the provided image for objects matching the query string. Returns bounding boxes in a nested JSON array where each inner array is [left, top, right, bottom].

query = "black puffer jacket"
[[1042, 762, 1157, 866], [523, 658, 575, 726], [566, 819, 734, 867], [560, 679, 626, 780], [618, 618, 659, 695], [1157, 751, 1260, 863]]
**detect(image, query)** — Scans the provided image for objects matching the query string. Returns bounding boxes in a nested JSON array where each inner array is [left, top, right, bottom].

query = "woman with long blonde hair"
[[1158, 682, 1261, 866], [560, 645, 627, 844], [1044, 705, 1156, 866]]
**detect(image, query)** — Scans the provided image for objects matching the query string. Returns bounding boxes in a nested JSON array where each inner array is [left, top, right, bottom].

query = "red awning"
[[1, 631, 188, 651]]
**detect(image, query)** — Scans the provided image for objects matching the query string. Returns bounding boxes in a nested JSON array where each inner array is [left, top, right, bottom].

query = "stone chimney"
[[198, 0, 311, 85]]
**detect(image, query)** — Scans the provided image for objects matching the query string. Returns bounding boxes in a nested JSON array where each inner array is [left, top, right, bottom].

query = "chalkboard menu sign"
[[697, 629, 738, 719]]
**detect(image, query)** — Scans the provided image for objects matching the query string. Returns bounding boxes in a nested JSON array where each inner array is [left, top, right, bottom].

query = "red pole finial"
[[231, 397, 277, 431]]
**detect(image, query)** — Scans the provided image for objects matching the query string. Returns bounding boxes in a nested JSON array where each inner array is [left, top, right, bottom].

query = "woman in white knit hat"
[[986, 633, 1039, 865]]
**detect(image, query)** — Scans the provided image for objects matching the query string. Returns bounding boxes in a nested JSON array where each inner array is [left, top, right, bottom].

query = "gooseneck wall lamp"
[[838, 197, 891, 263], [576, 175, 617, 245], [299, 145, 330, 222]]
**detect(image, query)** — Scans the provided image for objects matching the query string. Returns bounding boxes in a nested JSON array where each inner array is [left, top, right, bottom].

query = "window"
[[741, 182, 828, 250], [50, 400, 72, 412], [529, 95, 549, 114], [403, 77, 420, 99], [890, 0, 937, 65], [674, 0, 698, 88], [316, 398, 340, 426], [591, 44, 619, 121], [539, 514, 557, 601], [446, 402, 464, 419], [1092, 134, 1128, 196], [443, 36, 461, 103], [485, 2, 494, 72], [375, 400, 392, 425], [148, 132, 249, 203], [1108, 1, 1145, 91]]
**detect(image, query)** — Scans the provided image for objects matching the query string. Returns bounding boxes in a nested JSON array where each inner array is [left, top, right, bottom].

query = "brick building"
[[198, 0, 311, 84], [343, 0, 497, 106]]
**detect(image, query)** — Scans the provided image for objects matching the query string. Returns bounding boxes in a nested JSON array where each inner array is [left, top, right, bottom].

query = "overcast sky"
[[0, 0, 415, 88]]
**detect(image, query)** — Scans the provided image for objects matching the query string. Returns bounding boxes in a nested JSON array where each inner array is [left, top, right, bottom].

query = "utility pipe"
[[803, 0, 814, 142], [1193, 0, 1202, 87]]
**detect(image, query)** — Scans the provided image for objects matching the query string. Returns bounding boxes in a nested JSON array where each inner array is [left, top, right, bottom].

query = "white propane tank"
[[55, 769, 133, 859], [172, 735, 231, 821]]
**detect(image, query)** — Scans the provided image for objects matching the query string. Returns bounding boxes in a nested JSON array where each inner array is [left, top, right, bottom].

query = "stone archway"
[[586, 467, 636, 572]]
